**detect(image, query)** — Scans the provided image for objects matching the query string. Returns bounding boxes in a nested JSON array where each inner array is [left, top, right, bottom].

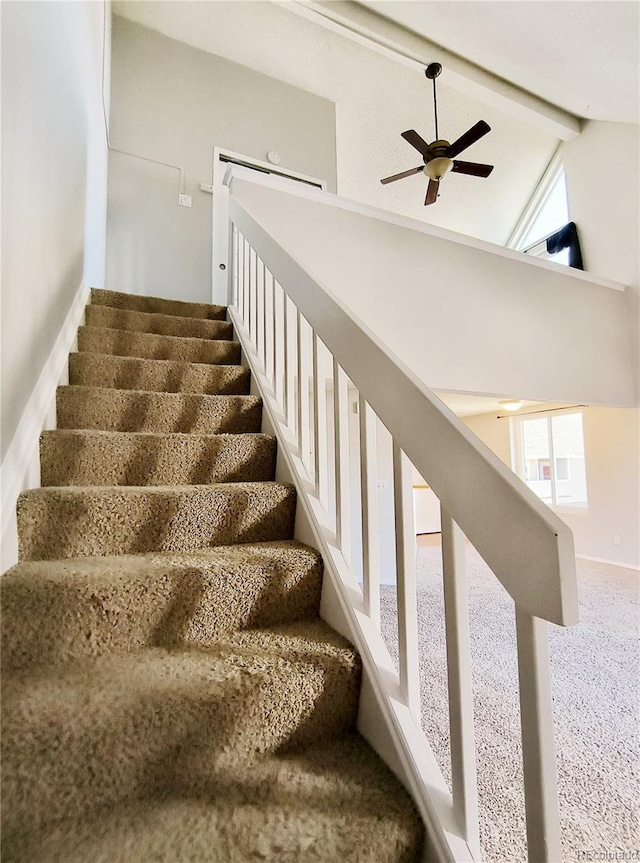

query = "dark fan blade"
[[451, 160, 494, 178], [401, 130, 434, 158], [445, 121, 491, 158], [425, 179, 439, 206], [380, 165, 424, 185]]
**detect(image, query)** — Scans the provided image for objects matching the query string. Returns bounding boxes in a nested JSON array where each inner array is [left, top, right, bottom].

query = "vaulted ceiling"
[[362, 1, 639, 124], [112, 1, 637, 246]]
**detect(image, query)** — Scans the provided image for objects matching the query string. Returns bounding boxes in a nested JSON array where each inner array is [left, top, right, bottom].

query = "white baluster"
[[393, 443, 420, 715], [250, 247, 257, 344], [242, 237, 249, 327], [231, 225, 238, 309], [270, 273, 277, 388], [283, 292, 290, 428], [516, 609, 563, 863], [312, 333, 325, 500], [296, 309, 303, 456], [260, 259, 267, 369], [360, 397, 381, 630], [440, 507, 480, 855], [333, 360, 351, 559]]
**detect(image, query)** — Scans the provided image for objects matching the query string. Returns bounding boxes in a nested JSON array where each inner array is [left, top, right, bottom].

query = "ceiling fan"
[[381, 63, 494, 205]]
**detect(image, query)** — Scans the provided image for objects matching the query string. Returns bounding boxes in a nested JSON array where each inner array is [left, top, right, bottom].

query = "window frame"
[[506, 147, 568, 255], [510, 407, 589, 515]]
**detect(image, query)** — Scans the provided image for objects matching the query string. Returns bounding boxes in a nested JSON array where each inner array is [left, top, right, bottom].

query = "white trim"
[[576, 554, 640, 572], [0, 281, 90, 572]]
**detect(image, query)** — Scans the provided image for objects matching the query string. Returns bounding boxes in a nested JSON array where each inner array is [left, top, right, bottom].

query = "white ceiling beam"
[[283, 0, 581, 141]]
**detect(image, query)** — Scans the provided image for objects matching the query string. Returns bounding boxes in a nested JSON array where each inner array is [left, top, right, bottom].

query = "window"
[[507, 151, 579, 268], [512, 410, 588, 510]]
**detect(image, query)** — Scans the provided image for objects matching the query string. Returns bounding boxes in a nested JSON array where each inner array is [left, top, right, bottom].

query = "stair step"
[[17, 483, 296, 561], [1, 735, 423, 863], [40, 430, 277, 486], [78, 326, 241, 364], [85, 305, 234, 340], [91, 287, 227, 321], [57, 386, 262, 434], [1, 542, 323, 671], [1, 622, 360, 829], [69, 353, 250, 395]]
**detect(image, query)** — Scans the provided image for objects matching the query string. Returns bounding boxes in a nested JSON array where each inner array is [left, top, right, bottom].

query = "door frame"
[[211, 147, 327, 304]]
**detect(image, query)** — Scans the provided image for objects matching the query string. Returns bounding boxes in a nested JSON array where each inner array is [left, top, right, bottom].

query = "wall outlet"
[[613, 534, 621, 546], [178, 194, 192, 207], [377, 480, 388, 490], [200, 183, 214, 194]]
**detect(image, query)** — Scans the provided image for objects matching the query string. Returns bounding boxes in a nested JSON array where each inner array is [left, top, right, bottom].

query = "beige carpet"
[[381, 537, 639, 862], [1, 288, 424, 862]]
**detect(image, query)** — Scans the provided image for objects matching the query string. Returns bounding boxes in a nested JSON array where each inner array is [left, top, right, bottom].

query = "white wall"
[[562, 121, 640, 400], [106, 15, 337, 303], [230, 176, 634, 408], [111, 0, 562, 248], [1, 0, 110, 460], [464, 407, 640, 569]]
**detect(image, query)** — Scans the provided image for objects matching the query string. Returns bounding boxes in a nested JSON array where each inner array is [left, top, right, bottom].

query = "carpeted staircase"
[[1, 288, 424, 862]]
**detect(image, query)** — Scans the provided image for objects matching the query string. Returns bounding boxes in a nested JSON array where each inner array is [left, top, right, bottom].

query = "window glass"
[[522, 417, 552, 503], [551, 413, 587, 507], [515, 411, 588, 510], [520, 171, 569, 249]]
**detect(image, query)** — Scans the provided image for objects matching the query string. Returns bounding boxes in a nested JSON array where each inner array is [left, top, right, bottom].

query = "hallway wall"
[[106, 16, 337, 304]]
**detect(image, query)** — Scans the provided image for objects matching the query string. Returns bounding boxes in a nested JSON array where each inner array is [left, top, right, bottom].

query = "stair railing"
[[221, 168, 578, 863]]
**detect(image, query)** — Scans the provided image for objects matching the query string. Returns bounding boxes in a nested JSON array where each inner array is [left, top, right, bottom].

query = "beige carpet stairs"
[[1, 288, 424, 862]]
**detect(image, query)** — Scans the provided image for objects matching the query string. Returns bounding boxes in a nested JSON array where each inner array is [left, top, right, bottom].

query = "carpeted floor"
[[380, 537, 639, 862]]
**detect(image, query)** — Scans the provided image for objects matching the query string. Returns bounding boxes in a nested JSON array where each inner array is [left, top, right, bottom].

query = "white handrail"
[[224, 172, 578, 863]]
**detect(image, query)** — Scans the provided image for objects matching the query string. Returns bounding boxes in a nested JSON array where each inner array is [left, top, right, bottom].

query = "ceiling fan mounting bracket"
[[425, 62, 442, 80]]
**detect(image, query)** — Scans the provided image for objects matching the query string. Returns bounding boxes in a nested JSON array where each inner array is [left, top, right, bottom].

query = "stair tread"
[[85, 305, 233, 340], [56, 386, 263, 434], [69, 353, 250, 395], [79, 324, 237, 348], [17, 482, 297, 560], [2, 623, 361, 828], [90, 288, 227, 320], [3, 618, 357, 695], [78, 326, 240, 364], [59, 383, 259, 400], [22, 480, 292, 493], [2, 542, 323, 669], [2, 735, 423, 863], [40, 428, 277, 486], [41, 428, 275, 442]]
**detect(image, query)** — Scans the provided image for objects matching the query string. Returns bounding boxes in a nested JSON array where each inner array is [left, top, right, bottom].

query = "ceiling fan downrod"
[[425, 62, 442, 141]]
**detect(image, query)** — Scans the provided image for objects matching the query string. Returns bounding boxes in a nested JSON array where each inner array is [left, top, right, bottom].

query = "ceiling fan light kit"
[[381, 62, 494, 205]]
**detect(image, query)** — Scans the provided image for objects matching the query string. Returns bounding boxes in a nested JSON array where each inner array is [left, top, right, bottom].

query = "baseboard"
[[576, 554, 640, 572], [0, 280, 90, 572]]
